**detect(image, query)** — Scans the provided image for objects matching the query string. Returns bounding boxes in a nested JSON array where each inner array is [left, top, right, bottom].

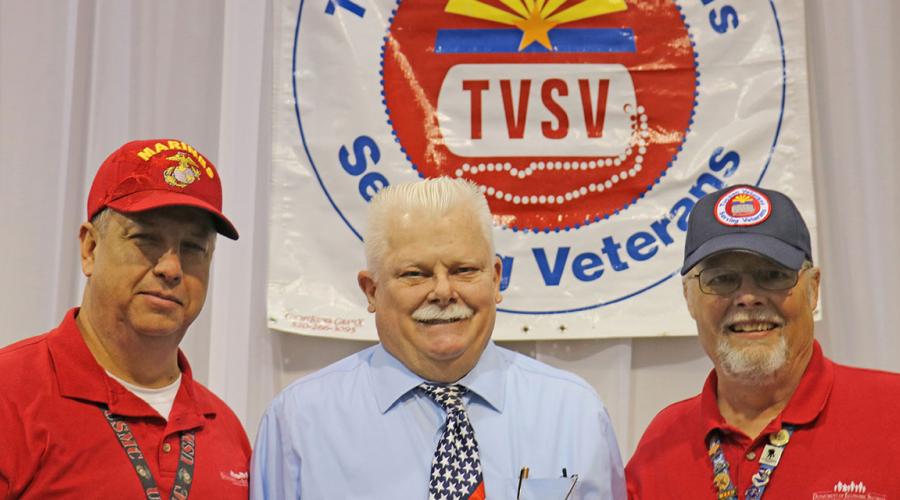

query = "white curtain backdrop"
[[1, 0, 898, 460]]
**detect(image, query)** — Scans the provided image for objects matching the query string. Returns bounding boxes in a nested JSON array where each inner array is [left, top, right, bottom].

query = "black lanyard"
[[102, 409, 196, 500]]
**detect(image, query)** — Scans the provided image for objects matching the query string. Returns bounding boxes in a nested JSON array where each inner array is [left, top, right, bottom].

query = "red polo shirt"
[[0, 309, 251, 499], [626, 341, 900, 499]]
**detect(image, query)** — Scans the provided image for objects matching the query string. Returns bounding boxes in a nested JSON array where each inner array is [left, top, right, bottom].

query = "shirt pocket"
[[517, 477, 580, 500]]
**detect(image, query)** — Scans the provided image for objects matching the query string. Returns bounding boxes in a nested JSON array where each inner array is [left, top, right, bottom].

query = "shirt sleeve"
[[0, 395, 33, 499], [572, 401, 627, 500], [625, 451, 644, 500], [250, 398, 302, 500], [598, 406, 627, 500]]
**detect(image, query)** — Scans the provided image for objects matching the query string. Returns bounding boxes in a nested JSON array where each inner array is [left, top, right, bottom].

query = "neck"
[[715, 343, 814, 439], [415, 356, 476, 384], [408, 349, 484, 385], [76, 306, 181, 388]]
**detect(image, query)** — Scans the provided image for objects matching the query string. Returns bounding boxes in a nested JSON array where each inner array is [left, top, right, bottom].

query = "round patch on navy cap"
[[714, 186, 771, 226]]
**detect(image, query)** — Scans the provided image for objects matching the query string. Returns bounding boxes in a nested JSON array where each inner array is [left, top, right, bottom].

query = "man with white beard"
[[252, 177, 626, 500], [626, 185, 900, 498]]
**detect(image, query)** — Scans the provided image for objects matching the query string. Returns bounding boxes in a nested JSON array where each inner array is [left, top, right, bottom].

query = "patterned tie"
[[420, 383, 486, 500]]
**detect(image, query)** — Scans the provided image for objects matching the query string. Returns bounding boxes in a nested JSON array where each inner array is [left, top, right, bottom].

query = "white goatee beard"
[[716, 335, 788, 385]]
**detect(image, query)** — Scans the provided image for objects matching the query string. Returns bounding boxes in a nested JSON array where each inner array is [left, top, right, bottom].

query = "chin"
[[422, 336, 472, 360], [717, 335, 788, 384], [423, 333, 491, 366], [131, 316, 187, 338]]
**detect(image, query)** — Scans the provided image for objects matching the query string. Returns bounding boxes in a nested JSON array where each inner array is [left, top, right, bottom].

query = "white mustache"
[[411, 303, 474, 322]]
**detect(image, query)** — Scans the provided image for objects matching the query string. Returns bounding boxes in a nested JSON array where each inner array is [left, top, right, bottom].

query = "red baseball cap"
[[87, 139, 239, 239]]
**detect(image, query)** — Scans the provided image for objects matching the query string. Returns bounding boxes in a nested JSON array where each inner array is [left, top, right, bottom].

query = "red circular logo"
[[715, 187, 772, 226], [382, 0, 697, 231]]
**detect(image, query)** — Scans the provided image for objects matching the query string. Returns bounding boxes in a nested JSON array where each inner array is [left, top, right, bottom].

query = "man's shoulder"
[[639, 393, 703, 439], [0, 314, 75, 375], [0, 331, 53, 377], [831, 360, 900, 397], [0, 331, 51, 358], [833, 361, 900, 384], [0, 331, 60, 422], [627, 393, 702, 471], [185, 379, 251, 443], [270, 345, 377, 407], [189, 378, 243, 416], [495, 345, 601, 399]]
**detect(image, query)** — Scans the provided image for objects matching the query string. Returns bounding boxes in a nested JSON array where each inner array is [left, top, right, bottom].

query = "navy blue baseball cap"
[[681, 185, 812, 275]]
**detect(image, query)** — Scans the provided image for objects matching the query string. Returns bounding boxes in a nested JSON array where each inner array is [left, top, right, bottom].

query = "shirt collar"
[[370, 341, 508, 414], [47, 308, 217, 424], [699, 340, 834, 437], [457, 342, 507, 412], [779, 340, 833, 425]]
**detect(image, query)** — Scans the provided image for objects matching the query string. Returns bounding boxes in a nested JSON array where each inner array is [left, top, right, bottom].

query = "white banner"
[[269, 0, 816, 340]]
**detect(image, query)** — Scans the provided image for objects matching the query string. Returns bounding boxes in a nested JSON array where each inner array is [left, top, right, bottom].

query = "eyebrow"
[[392, 260, 425, 270]]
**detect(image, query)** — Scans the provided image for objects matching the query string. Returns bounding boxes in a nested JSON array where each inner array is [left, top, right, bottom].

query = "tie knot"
[[419, 383, 466, 411]]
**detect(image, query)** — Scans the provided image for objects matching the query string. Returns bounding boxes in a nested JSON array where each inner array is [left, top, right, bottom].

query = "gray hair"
[[89, 208, 115, 235], [364, 177, 495, 274]]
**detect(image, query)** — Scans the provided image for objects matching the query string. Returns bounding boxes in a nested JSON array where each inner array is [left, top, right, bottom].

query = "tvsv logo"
[[383, 0, 697, 231]]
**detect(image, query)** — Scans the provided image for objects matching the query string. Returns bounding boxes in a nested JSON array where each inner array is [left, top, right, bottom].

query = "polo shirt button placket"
[[160, 436, 179, 474], [745, 451, 756, 460]]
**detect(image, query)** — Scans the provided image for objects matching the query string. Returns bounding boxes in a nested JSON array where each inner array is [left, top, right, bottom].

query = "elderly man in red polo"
[[627, 185, 900, 498]]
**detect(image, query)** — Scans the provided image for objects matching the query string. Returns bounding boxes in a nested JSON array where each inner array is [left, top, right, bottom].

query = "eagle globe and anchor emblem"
[[163, 152, 202, 189]]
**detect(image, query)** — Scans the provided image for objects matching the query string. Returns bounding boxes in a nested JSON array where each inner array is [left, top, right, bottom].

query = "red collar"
[[699, 340, 834, 439], [47, 308, 216, 429]]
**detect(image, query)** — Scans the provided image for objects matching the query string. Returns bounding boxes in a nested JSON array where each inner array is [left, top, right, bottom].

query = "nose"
[[427, 271, 456, 305], [153, 248, 183, 286], [732, 273, 765, 308]]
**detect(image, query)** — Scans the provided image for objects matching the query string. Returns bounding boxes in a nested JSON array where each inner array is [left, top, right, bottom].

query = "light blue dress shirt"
[[251, 342, 625, 499]]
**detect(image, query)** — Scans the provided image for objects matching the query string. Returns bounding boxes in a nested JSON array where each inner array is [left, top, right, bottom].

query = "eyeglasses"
[[689, 267, 801, 295]]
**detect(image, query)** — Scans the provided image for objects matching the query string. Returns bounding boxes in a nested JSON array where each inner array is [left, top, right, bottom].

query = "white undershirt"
[[106, 371, 182, 420]]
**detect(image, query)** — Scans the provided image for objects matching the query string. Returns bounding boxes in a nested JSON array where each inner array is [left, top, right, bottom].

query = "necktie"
[[420, 383, 486, 500]]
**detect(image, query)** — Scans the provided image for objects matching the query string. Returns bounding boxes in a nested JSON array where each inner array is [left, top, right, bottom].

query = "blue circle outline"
[[292, 0, 789, 315]]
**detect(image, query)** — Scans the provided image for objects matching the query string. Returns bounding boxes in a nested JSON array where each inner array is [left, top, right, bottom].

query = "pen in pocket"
[[516, 466, 529, 500]]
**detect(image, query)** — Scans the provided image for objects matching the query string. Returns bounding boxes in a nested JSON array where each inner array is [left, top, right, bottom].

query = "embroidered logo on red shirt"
[[812, 480, 886, 499], [220, 470, 249, 487]]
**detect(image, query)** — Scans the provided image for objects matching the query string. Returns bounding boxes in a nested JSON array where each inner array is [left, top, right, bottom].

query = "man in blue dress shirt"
[[251, 177, 625, 499]]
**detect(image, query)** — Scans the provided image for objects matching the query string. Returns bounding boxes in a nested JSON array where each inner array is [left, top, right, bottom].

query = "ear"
[[492, 256, 503, 304], [79, 222, 98, 278], [806, 266, 821, 309], [682, 277, 698, 320], [358, 270, 378, 313]]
